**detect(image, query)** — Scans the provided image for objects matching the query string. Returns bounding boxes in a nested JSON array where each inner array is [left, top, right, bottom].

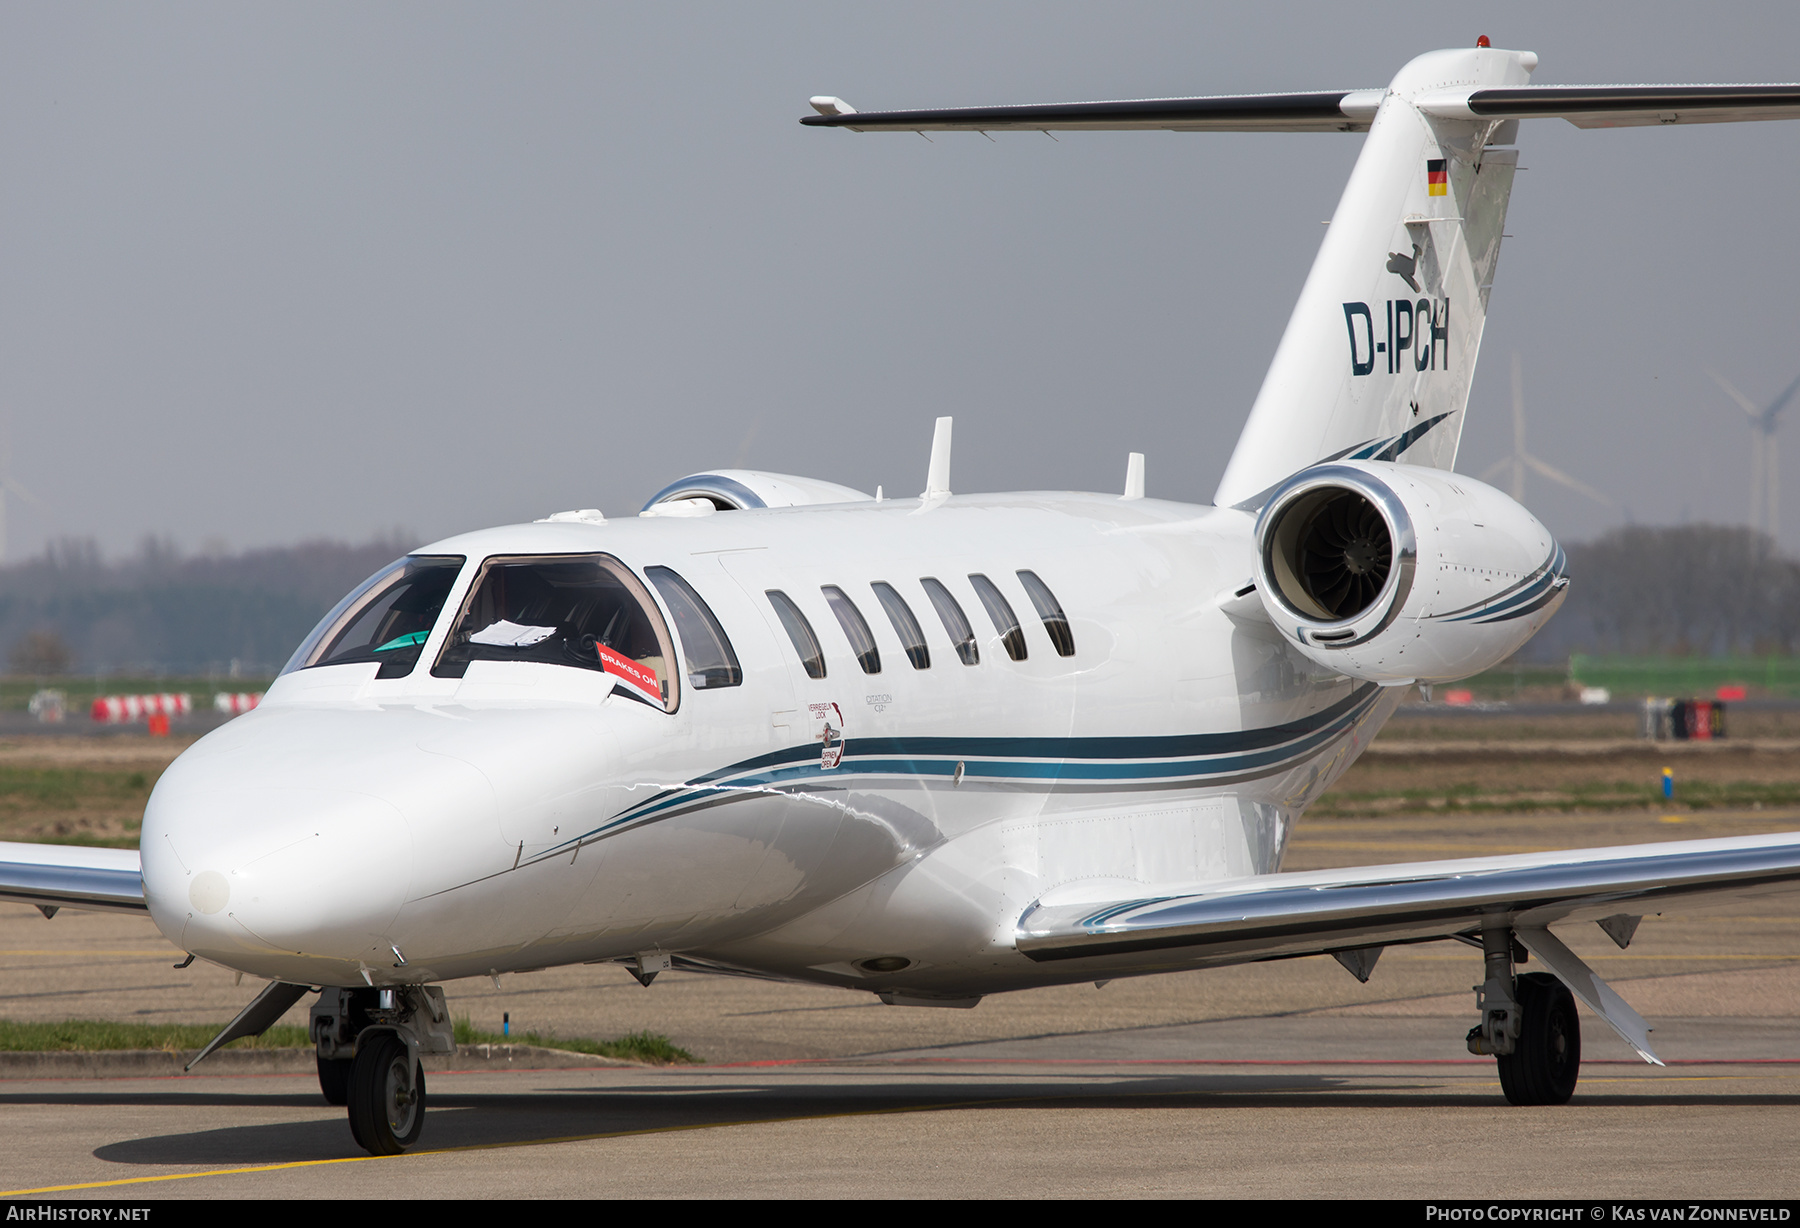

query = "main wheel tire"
[[346, 1033, 427, 1155], [1497, 972, 1581, 1106], [317, 1056, 353, 1106]]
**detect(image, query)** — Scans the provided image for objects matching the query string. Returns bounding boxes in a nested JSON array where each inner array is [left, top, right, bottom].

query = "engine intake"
[[1267, 486, 1400, 622], [1254, 461, 1565, 685], [1259, 465, 1416, 650]]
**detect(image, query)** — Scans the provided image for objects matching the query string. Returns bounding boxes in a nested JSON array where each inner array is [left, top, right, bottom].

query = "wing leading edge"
[[0, 840, 144, 916]]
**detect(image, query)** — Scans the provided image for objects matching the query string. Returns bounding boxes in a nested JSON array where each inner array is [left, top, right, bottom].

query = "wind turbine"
[[1708, 367, 1800, 538], [0, 416, 49, 565], [1478, 352, 1614, 508]]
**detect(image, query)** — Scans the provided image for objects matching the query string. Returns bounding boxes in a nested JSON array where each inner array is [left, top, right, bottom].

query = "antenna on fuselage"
[[923, 416, 953, 499], [1122, 452, 1145, 501]]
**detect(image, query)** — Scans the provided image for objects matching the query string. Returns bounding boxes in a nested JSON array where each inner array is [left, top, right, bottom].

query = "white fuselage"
[[141, 492, 1409, 999]]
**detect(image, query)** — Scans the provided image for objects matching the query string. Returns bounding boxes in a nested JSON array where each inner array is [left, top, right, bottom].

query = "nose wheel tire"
[[317, 1056, 353, 1106], [346, 1033, 427, 1154], [1497, 971, 1581, 1106]]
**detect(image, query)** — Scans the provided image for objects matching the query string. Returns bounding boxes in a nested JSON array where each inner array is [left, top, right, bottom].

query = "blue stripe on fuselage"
[[579, 683, 1383, 842]]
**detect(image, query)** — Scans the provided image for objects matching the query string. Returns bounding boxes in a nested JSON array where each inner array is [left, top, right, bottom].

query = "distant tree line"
[[1524, 524, 1800, 661], [1, 523, 1792, 675], [0, 535, 411, 677]]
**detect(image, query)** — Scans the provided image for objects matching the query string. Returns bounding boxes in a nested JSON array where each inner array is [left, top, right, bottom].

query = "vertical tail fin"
[[1213, 46, 1535, 507], [805, 47, 1800, 507]]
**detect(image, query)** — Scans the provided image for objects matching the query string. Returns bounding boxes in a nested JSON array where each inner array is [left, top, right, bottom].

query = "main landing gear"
[[311, 985, 455, 1154], [1464, 923, 1580, 1105]]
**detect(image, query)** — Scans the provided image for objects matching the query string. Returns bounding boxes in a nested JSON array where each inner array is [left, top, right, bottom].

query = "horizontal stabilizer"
[[0, 841, 144, 915], [800, 90, 1384, 133], [801, 84, 1800, 134], [1435, 83, 1800, 128]]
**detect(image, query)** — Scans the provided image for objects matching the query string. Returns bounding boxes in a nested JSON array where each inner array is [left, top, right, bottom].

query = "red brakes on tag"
[[597, 644, 663, 704]]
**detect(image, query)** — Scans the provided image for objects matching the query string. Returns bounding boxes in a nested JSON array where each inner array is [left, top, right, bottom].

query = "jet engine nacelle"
[[1253, 461, 1567, 685], [642, 469, 871, 512]]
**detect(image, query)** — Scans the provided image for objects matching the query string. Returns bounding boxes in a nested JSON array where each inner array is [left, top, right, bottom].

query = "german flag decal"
[[1427, 159, 1448, 196]]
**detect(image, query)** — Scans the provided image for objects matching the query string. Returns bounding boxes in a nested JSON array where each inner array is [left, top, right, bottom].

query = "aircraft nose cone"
[[138, 705, 503, 983], [144, 782, 413, 976]]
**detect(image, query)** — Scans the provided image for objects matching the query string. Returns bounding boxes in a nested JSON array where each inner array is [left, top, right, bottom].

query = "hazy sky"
[[3, 2, 1798, 561]]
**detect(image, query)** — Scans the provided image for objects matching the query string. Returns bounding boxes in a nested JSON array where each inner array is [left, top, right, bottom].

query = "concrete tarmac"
[[1, 805, 1798, 1198], [0, 1032, 1796, 1199]]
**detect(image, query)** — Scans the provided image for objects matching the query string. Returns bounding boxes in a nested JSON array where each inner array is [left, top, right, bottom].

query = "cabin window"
[[822, 586, 881, 675], [1016, 570, 1076, 657], [969, 573, 1028, 662], [284, 554, 466, 680], [646, 566, 743, 689], [767, 590, 827, 680], [431, 554, 677, 710], [920, 577, 979, 666], [871, 582, 929, 669]]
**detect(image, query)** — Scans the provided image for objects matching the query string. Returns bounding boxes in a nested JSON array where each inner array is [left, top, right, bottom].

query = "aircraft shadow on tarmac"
[[36, 1075, 1798, 1168]]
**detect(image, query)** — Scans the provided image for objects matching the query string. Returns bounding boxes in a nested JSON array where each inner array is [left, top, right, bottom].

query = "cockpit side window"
[[969, 573, 1028, 662], [283, 555, 466, 679], [822, 585, 881, 675], [645, 566, 743, 690], [1016, 570, 1076, 657], [432, 554, 678, 710], [920, 577, 979, 666], [766, 590, 826, 680]]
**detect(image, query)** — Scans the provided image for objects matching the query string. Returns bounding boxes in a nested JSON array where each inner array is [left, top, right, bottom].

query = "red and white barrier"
[[213, 692, 262, 715], [90, 693, 193, 724]]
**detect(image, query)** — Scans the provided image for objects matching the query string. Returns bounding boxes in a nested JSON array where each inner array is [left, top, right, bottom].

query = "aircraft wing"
[[1018, 831, 1800, 970], [802, 83, 1800, 134], [0, 840, 145, 916], [1018, 831, 1800, 1064]]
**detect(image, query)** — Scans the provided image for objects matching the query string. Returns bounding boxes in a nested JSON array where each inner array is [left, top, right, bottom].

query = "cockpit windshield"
[[282, 555, 466, 679], [432, 554, 677, 709]]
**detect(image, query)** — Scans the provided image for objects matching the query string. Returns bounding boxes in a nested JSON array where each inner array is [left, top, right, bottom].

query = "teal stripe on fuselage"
[[573, 685, 1383, 846]]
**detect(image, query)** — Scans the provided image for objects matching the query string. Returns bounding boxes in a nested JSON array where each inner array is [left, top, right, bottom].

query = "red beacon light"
[[1476, 35, 1491, 48]]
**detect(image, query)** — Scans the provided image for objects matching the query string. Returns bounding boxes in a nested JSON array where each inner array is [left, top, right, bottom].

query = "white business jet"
[[6, 40, 1800, 1155]]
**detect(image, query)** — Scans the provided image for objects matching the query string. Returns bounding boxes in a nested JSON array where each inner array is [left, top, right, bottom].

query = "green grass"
[[0, 1020, 310, 1052], [1569, 654, 1800, 700], [0, 766, 151, 809], [16, 831, 141, 848], [0, 675, 276, 714], [0, 764, 160, 847], [1444, 662, 1572, 700], [0, 1017, 698, 1063], [452, 1017, 696, 1064], [1310, 779, 1800, 818]]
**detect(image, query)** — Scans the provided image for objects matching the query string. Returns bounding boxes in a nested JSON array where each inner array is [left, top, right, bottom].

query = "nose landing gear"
[[312, 985, 455, 1154], [317, 1055, 352, 1106], [348, 1031, 427, 1154]]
